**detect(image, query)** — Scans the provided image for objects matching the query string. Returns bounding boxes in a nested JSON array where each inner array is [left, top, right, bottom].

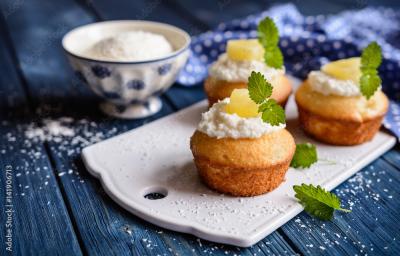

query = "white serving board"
[[82, 85, 396, 247]]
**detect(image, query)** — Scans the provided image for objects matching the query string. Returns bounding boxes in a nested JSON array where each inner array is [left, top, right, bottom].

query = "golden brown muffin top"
[[190, 129, 295, 169], [205, 75, 292, 105], [295, 81, 388, 122]]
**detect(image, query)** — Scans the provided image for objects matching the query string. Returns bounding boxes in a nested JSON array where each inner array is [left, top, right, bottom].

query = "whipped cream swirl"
[[209, 53, 284, 82], [197, 98, 285, 139], [308, 71, 362, 97]]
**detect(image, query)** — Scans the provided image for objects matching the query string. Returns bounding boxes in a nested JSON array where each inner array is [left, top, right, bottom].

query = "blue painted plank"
[[280, 158, 400, 255], [382, 145, 400, 169], [3, 0, 399, 255], [87, 0, 208, 35], [165, 86, 205, 110], [0, 0, 189, 255], [170, 0, 267, 28], [0, 124, 82, 256], [0, 13, 82, 255]]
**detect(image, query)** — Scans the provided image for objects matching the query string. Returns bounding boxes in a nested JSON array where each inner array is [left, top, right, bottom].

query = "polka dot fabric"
[[177, 4, 400, 139]]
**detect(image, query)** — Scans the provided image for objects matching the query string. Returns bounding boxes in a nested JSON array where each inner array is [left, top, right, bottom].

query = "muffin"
[[205, 37, 291, 107], [191, 82, 295, 196], [295, 52, 389, 145]]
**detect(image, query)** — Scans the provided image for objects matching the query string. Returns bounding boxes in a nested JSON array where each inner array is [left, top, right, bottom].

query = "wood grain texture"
[[92, 1, 400, 255], [1, 0, 399, 255], [382, 145, 400, 169], [0, 0, 195, 255], [0, 0, 176, 255], [280, 158, 400, 255], [0, 13, 82, 255]]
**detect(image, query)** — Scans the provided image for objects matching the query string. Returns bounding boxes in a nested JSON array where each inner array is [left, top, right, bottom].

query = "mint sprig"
[[290, 143, 318, 168], [293, 184, 351, 221], [360, 42, 382, 99], [259, 99, 286, 126], [257, 17, 283, 69], [247, 71, 285, 126], [248, 72, 272, 104]]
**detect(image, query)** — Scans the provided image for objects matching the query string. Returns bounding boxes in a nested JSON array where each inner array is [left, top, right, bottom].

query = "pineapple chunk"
[[321, 57, 361, 84], [227, 39, 264, 61], [225, 89, 259, 118]]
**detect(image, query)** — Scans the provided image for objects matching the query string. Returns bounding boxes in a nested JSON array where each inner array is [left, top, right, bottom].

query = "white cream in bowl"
[[85, 31, 173, 62], [62, 20, 190, 119]]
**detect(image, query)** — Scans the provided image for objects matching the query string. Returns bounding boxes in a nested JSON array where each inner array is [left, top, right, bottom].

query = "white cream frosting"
[[308, 71, 362, 97], [197, 98, 285, 139], [209, 53, 285, 82]]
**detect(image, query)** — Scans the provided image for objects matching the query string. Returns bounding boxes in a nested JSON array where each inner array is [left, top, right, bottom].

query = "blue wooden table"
[[0, 0, 399, 255]]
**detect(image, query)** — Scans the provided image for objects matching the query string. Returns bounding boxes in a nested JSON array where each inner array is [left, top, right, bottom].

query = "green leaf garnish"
[[360, 42, 382, 99], [264, 47, 284, 70], [257, 17, 283, 69], [290, 143, 318, 168], [293, 183, 351, 221], [258, 17, 279, 47], [259, 99, 285, 126], [247, 71, 286, 126], [361, 42, 382, 70], [248, 71, 272, 104], [360, 73, 381, 99]]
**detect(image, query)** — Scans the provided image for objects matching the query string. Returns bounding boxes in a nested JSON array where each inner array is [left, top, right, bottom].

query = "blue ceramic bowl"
[[62, 20, 190, 119]]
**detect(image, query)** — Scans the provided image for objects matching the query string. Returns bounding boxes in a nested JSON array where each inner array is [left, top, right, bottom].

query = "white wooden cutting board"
[[82, 81, 396, 247]]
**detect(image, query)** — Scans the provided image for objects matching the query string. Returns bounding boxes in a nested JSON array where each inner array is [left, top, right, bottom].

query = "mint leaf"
[[257, 17, 279, 47], [359, 41, 382, 99], [361, 42, 382, 70], [247, 72, 286, 126], [264, 46, 284, 69], [257, 17, 283, 69], [290, 143, 318, 168], [360, 73, 381, 99], [248, 71, 273, 104], [293, 184, 351, 221], [259, 99, 285, 126]]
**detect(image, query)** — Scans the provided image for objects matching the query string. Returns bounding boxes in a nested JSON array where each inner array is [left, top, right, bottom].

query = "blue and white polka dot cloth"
[[177, 4, 400, 139]]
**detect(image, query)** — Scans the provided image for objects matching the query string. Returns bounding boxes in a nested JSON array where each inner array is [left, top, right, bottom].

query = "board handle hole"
[[143, 186, 168, 200]]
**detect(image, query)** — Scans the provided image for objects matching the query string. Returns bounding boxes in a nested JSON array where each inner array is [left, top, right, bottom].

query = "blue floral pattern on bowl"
[[127, 79, 145, 90], [91, 65, 111, 79], [158, 63, 172, 76], [65, 49, 189, 118]]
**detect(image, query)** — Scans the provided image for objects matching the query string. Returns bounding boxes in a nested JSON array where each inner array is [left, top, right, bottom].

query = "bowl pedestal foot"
[[100, 96, 162, 119]]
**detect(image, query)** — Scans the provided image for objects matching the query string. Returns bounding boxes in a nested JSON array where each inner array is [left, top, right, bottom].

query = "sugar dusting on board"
[[82, 100, 396, 250], [4, 99, 397, 253]]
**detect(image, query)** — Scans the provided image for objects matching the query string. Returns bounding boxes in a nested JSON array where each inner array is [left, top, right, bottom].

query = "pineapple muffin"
[[191, 83, 295, 196], [205, 39, 292, 107], [295, 49, 389, 145]]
